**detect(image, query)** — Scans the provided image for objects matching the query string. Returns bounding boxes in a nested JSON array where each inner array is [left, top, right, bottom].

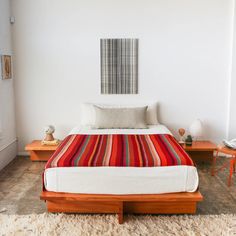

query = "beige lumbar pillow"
[[93, 105, 148, 129]]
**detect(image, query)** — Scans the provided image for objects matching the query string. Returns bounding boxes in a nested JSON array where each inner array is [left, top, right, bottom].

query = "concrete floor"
[[0, 156, 236, 215]]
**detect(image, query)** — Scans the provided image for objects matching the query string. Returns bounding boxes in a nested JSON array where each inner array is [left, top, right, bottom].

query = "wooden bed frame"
[[40, 190, 203, 224]]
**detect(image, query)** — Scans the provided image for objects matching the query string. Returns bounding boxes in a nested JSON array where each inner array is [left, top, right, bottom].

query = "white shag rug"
[[0, 214, 236, 236]]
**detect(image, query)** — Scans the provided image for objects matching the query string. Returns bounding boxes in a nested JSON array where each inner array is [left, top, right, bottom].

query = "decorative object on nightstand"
[[185, 135, 193, 146], [42, 125, 59, 145], [25, 140, 60, 161], [178, 128, 186, 144], [189, 119, 203, 141], [211, 145, 236, 186], [183, 141, 217, 163]]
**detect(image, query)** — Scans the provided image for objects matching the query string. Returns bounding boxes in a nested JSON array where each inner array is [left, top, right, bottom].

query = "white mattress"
[[44, 125, 199, 194]]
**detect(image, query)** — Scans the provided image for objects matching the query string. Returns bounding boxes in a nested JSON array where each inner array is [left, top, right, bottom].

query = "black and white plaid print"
[[100, 39, 138, 94]]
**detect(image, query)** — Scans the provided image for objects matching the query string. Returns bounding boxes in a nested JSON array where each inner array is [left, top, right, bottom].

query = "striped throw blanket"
[[45, 134, 193, 168]]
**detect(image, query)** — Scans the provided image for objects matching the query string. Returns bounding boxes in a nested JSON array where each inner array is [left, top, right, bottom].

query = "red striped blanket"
[[45, 134, 193, 168]]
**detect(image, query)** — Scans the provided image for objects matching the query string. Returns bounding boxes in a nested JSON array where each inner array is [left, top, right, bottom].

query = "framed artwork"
[[1, 55, 12, 80], [100, 38, 138, 94]]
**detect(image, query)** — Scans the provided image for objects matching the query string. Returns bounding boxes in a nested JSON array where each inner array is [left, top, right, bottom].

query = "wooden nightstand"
[[25, 140, 60, 161], [182, 141, 217, 163]]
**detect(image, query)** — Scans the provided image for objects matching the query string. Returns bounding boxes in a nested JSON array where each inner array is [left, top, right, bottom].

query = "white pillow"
[[146, 103, 159, 125], [93, 106, 148, 129], [80, 102, 159, 127], [80, 103, 95, 126]]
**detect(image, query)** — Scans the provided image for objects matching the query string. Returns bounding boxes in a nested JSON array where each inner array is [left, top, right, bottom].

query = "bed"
[[41, 124, 203, 223]]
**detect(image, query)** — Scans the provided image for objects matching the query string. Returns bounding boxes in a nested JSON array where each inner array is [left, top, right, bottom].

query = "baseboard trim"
[[0, 139, 17, 152], [18, 151, 29, 156], [0, 139, 17, 170]]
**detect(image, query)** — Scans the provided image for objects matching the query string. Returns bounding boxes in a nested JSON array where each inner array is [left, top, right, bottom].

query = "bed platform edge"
[[40, 191, 203, 224]]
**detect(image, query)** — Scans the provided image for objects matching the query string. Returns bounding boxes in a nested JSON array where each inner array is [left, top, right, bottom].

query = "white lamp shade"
[[189, 119, 203, 139]]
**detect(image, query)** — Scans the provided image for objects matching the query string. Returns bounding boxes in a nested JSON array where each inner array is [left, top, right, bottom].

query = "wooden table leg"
[[233, 156, 236, 173], [211, 151, 218, 176], [228, 158, 235, 187]]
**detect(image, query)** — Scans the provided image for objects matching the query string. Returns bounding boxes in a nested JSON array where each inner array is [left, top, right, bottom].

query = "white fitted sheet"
[[44, 166, 198, 194], [44, 125, 199, 194]]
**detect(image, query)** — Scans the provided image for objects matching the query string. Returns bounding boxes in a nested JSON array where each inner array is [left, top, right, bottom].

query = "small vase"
[[44, 134, 54, 141]]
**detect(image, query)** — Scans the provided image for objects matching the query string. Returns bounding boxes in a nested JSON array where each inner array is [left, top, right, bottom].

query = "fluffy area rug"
[[0, 213, 236, 236]]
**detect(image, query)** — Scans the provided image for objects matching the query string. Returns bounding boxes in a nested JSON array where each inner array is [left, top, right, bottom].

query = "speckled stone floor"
[[0, 156, 236, 215]]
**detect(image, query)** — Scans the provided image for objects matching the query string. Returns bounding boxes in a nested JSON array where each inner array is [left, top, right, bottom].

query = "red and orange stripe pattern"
[[46, 134, 194, 168]]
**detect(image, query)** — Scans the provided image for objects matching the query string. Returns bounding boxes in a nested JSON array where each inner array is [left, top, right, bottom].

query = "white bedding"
[[44, 125, 199, 194], [69, 124, 172, 135]]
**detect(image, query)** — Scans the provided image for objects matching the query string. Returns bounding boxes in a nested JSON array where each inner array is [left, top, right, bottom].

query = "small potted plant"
[[185, 135, 193, 146]]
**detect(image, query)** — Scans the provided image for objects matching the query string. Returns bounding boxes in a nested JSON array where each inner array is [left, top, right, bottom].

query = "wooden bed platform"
[[40, 191, 203, 224]]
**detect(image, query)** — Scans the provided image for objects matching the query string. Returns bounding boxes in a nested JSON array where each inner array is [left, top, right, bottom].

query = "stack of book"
[[41, 139, 60, 146]]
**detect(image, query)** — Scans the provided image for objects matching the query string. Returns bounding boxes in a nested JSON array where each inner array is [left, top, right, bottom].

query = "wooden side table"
[[25, 140, 60, 161], [211, 145, 236, 186], [182, 141, 217, 163]]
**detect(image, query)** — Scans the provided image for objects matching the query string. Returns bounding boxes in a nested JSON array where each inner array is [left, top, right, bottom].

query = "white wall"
[[0, 0, 17, 169], [11, 0, 233, 152], [228, 0, 236, 140]]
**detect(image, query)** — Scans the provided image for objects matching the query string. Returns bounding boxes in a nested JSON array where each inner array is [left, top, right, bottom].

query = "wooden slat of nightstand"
[[25, 140, 59, 151], [182, 141, 217, 164], [25, 140, 60, 161], [183, 141, 217, 151]]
